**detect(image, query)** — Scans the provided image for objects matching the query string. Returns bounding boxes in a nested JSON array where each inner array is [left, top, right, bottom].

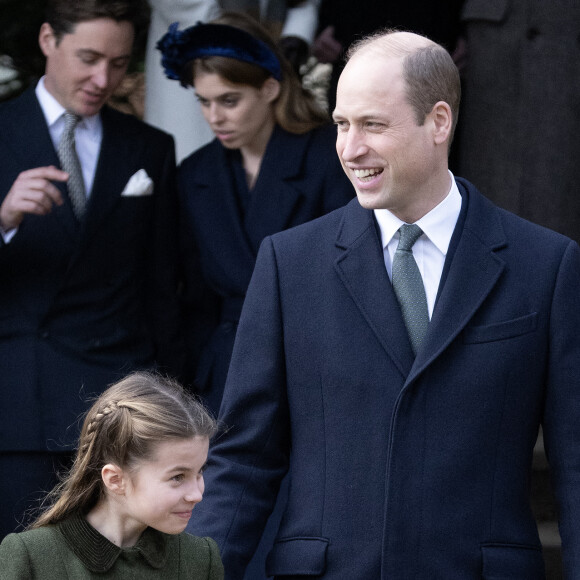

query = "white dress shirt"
[[36, 76, 102, 197], [374, 172, 462, 319]]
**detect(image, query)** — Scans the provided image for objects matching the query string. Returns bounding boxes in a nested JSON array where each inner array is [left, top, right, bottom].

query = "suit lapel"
[[190, 141, 258, 279], [244, 128, 310, 251], [408, 180, 508, 382], [334, 199, 416, 378], [80, 106, 141, 245], [6, 89, 78, 239]]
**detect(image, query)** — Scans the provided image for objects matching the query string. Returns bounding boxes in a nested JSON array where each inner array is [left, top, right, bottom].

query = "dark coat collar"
[[58, 513, 169, 572], [333, 178, 508, 379], [185, 125, 317, 256]]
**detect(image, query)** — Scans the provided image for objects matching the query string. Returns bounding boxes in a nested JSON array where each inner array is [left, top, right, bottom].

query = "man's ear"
[[101, 464, 127, 495], [262, 77, 281, 103], [38, 23, 57, 58], [430, 100, 453, 146]]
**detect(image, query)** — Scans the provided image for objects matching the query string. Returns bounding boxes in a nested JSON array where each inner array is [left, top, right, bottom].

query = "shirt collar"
[[57, 512, 169, 572], [374, 171, 462, 256], [35, 76, 101, 134]]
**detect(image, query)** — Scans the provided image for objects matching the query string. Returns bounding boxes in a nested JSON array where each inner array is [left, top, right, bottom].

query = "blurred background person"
[[0, 0, 182, 539], [158, 11, 353, 417]]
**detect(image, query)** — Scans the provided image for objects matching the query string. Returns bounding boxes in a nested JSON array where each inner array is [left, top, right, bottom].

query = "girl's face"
[[121, 436, 209, 536], [194, 71, 279, 153]]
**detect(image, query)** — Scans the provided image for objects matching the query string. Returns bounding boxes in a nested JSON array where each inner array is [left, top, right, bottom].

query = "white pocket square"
[[121, 169, 154, 197]]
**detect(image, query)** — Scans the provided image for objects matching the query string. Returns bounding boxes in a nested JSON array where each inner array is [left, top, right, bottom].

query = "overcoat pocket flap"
[[463, 312, 537, 344], [482, 544, 545, 579], [461, 0, 510, 22], [266, 537, 329, 576]]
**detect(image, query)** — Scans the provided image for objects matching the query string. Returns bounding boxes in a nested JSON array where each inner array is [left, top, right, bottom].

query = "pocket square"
[[121, 169, 154, 197]]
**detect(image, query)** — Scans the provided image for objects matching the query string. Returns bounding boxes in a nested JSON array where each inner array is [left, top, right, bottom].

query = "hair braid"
[[28, 372, 216, 529]]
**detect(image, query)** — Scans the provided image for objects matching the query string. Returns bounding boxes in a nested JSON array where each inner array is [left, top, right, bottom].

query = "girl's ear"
[[101, 464, 127, 495], [262, 77, 281, 103]]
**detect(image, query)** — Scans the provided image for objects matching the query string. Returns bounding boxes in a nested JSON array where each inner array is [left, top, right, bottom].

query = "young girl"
[[0, 372, 224, 579]]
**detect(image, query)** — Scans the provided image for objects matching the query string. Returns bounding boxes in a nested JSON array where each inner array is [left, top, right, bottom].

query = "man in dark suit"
[[187, 29, 580, 579], [0, 0, 182, 537]]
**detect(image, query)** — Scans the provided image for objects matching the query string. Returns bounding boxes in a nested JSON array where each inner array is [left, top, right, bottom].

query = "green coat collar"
[[58, 513, 169, 572]]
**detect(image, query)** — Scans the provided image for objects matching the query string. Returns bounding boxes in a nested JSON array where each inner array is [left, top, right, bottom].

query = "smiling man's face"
[[40, 17, 134, 117], [333, 48, 445, 223]]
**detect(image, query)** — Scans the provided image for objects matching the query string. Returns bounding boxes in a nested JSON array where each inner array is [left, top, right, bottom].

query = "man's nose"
[[91, 63, 110, 90], [338, 127, 368, 161]]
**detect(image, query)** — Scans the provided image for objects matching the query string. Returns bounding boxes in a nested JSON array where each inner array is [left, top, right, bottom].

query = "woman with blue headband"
[[158, 12, 353, 416]]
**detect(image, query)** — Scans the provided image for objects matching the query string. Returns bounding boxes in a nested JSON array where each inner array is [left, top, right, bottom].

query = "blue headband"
[[157, 21, 282, 85]]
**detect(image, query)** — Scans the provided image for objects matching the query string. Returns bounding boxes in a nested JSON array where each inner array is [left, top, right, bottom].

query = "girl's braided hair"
[[30, 371, 216, 529]]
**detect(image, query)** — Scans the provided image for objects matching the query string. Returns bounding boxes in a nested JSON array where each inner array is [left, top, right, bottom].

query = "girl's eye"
[[222, 98, 238, 107], [171, 474, 184, 482]]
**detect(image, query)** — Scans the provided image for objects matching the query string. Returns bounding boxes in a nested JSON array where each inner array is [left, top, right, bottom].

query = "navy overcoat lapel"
[[244, 128, 312, 250], [188, 140, 259, 283], [334, 199, 416, 379], [408, 180, 508, 382], [333, 182, 509, 385]]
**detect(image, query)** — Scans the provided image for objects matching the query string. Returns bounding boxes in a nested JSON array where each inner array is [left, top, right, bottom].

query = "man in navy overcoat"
[[0, 0, 182, 537], [187, 30, 580, 578]]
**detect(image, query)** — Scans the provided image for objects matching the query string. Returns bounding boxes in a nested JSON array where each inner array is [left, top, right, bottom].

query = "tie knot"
[[397, 224, 423, 252], [62, 111, 81, 133]]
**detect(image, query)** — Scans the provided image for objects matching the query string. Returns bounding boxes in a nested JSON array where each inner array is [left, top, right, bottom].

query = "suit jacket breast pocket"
[[463, 313, 538, 344], [461, 0, 511, 22]]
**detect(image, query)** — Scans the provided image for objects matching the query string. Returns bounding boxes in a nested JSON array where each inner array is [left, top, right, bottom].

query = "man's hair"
[[346, 30, 461, 146], [45, 0, 149, 43]]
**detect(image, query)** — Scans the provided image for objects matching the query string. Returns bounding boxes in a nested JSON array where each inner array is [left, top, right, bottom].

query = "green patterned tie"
[[392, 224, 429, 354], [57, 112, 86, 220]]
